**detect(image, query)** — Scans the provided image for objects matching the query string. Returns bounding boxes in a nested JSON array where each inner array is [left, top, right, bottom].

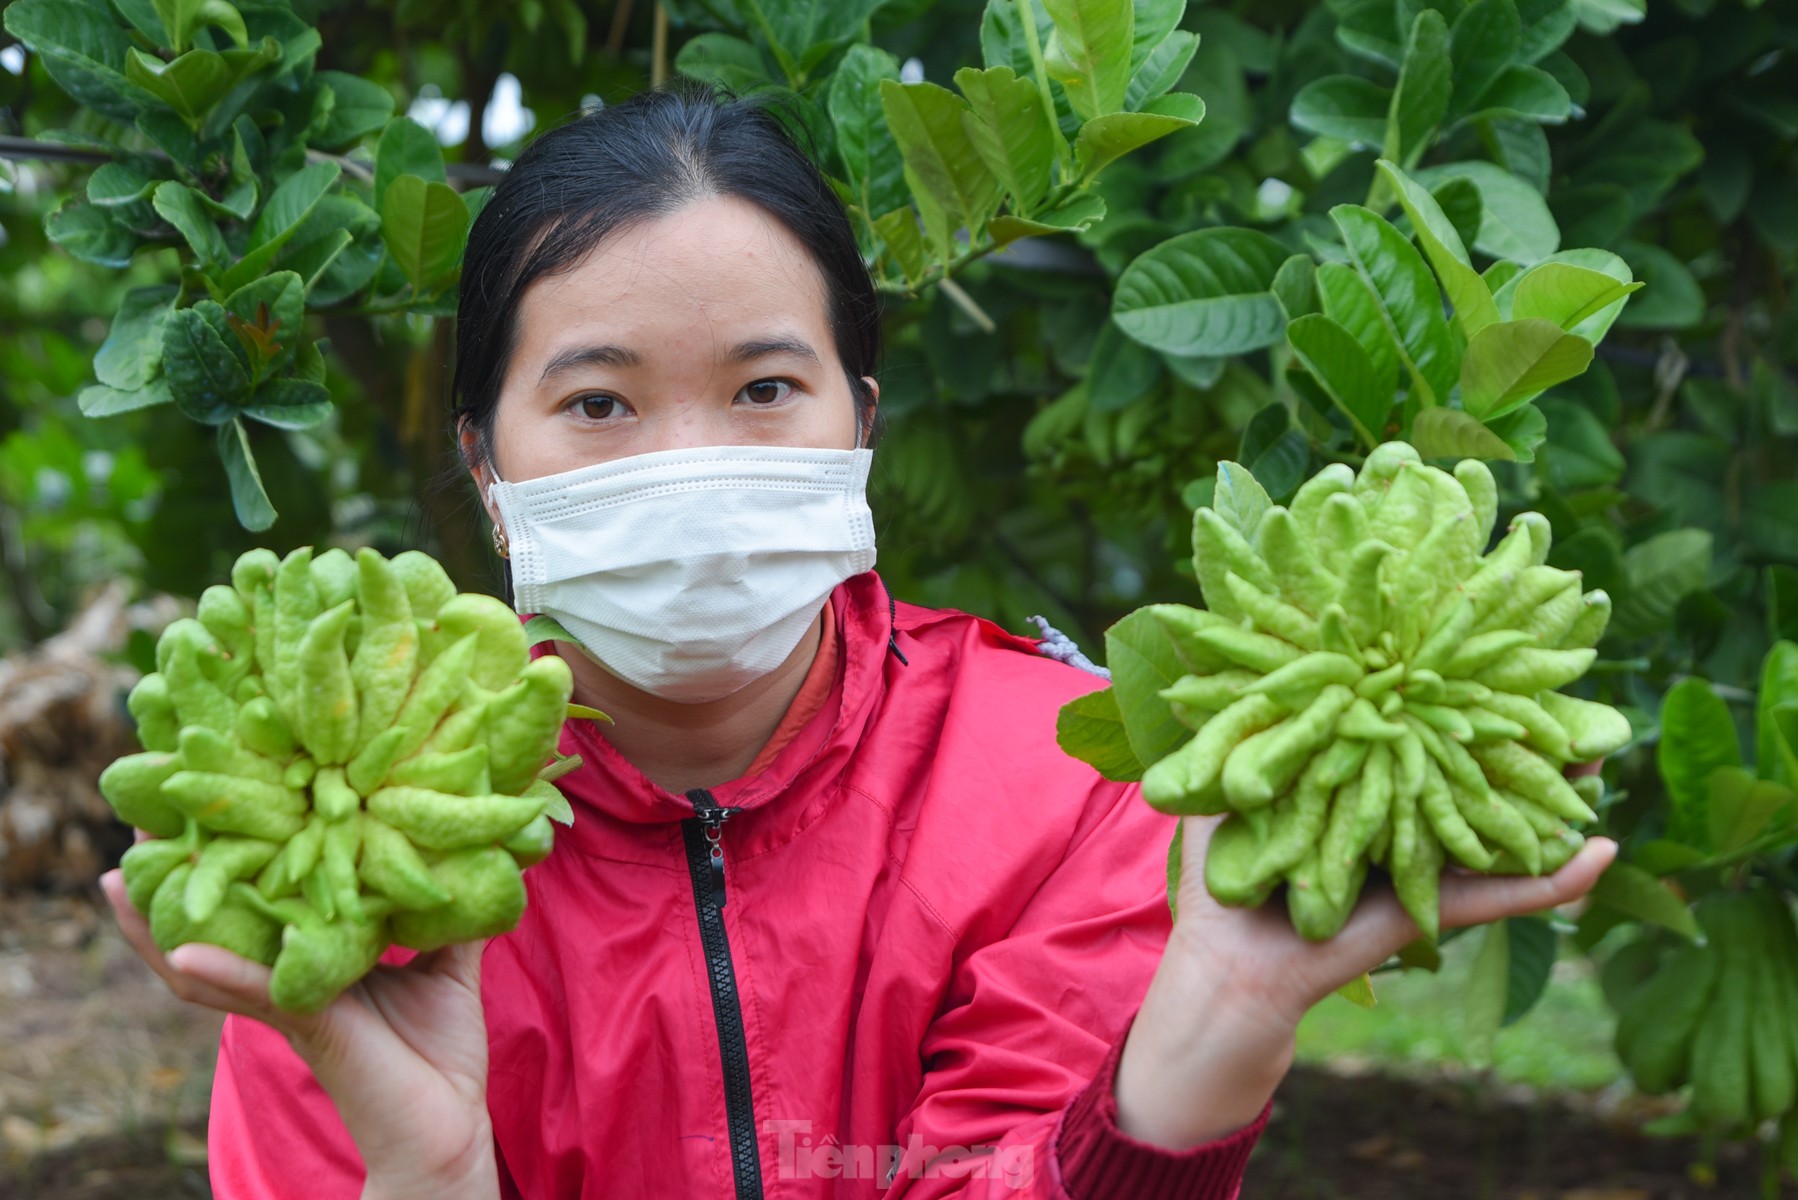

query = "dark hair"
[[450, 85, 883, 468]]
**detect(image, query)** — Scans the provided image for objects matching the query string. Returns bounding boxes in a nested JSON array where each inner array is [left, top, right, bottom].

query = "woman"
[[101, 87, 1616, 1199]]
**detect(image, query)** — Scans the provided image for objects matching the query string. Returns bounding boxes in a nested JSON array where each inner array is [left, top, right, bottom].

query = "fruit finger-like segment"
[[1387, 782, 1443, 941], [1225, 573, 1321, 650], [1141, 695, 1284, 814], [1453, 459, 1497, 543], [149, 863, 281, 965], [387, 745, 492, 797], [484, 655, 575, 795], [390, 550, 458, 623], [1222, 685, 1356, 808], [1404, 715, 1493, 801], [1193, 509, 1275, 622], [360, 815, 452, 909], [366, 786, 545, 850], [160, 771, 307, 841], [273, 547, 321, 718], [1204, 813, 1279, 906], [1317, 493, 1370, 578], [346, 727, 407, 796], [389, 846, 527, 953], [233, 695, 297, 761], [165, 624, 236, 733], [1258, 508, 1339, 617], [308, 548, 358, 610], [1475, 565, 1579, 635], [1461, 522, 1535, 611], [295, 601, 358, 765], [1396, 514, 1474, 652], [307, 765, 358, 822], [1160, 671, 1260, 715], [1339, 697, 1407, 740], [1473, 647, 1597, 695], [500, 813, 556, 869], [1289, 463, 1355, 542], [1316, 605, 1364, 664], [430, 594, 531, 693], [1239, 652, 1363, 704], [1557, 590, 1611, 651], [1476, 691, 1573, 758], [184, 836, 282, 923], [1519, 583, 1584, 645], [231, 548, 279, 606], [1150, 605, 1240, 674], [1286, 846, 1361, 942], [1469, 740, 1597, 824], [1412, 592, 1474, 675], [1357, 441, 1422, 496], [1418, 759, 1495, 869], [1441, 630, 1536, 679], [1340, 541, 1395, 645], [1460, 706, 1530, 743], [1406, 702, 1475, 744], [391, 633, 481, 760], [126, 672, 180, 753], [269, 907, 387, 1014], [196, 585, 254, 679], [1450, 779, 1541, 874], [1516, 512, 1553, 565], [1321, 744, 1392, 907], [422, 699, 489, 756], [350, 548, 419, 755], [121, 826, 199, 915], [321, 815, 365, 924], [1255, 752, 1340, 879], [1354, 662, 1406, 699], [1535, 691, 1633, 761], [1366, 463, 1434, 554], [99, 751, 187, 837], [1614, 942, 1717, 1094], [178, 724, 285, 787], [256, 814, 326, 899], [1188, 625, 1305, 675]]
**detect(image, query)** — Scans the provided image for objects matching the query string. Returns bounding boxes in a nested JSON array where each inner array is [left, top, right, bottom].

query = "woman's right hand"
[[100, 864, 500, 1200]]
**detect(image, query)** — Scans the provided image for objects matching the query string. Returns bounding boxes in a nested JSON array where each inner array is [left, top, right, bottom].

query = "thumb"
[[419, 938, 489, 993]]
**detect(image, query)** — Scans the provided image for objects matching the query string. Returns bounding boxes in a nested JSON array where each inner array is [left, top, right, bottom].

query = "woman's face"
[[467, 193, 872, 498]]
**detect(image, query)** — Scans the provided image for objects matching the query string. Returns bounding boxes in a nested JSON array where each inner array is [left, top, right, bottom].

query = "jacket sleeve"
[[883, 778, 1269, 1200], [207, 1014, 367, 1200]]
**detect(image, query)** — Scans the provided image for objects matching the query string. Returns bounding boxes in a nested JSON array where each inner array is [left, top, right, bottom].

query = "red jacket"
[[208, 572, 1268, 1198]]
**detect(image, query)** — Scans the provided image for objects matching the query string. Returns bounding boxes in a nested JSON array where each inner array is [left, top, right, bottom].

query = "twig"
[[651, 3, 668, 88], [606, 0, 636, 55]]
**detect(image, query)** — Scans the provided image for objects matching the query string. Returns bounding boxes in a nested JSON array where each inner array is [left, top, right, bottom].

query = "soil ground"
[[0, 890, 1787, 1199]]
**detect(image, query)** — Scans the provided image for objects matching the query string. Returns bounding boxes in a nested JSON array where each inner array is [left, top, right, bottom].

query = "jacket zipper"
[[682, 788, 763, 1199]]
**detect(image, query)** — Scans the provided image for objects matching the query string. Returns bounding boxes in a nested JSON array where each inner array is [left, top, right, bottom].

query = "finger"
[[1565, 757, 1605, 779], [1438, 837, 1617, 931]]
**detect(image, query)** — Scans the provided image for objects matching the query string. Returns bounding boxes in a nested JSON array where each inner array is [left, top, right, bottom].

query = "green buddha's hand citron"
[[103, 546, 591, 1012]]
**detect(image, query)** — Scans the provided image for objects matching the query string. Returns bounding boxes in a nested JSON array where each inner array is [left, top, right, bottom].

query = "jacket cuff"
[[1052, 1029, 1270, 1200]]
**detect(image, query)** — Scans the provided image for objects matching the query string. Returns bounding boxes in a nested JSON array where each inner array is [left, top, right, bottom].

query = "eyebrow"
[[535, 335, 825, 387]]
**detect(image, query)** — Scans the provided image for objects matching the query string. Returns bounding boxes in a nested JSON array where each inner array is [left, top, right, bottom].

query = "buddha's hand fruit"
[[101, 546, 587, 1013], [1060, 442, 1628, 941]]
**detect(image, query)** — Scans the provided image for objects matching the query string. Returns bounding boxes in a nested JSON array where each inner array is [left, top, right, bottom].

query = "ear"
[[857, 376, 880, 449], [457, 418, 503, 526]]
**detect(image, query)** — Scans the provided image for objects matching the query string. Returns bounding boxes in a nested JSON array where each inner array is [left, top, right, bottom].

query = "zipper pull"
[[689, 789, 734, 909]]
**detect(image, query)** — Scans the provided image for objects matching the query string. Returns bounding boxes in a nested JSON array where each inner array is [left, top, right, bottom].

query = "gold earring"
[[492, 523, 510, 559]]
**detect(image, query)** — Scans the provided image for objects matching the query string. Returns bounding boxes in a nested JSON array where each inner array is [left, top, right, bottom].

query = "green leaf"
[[1331, 204, 1460, 407], [1510, 248, 1638, 343], [1105, 606, 1192, 767], [988, 193, 1106, 245], [1055, 687, 1148, 782], [1112, 227, 1290, 356], [1127, 29, 1198, 111], [1377, 158, 1499, 339], [1236, 406, 1309, 499], [830, 46, 908, 221], [1384, 9, 1451, 168], [675, 32, 771, 93], [1706, 766, 1794, 856], [222, 270, 305, 378], [873, 209, 928, 284], [1166, 820, 1183, 922], [1656, 675, 1740, 849], [94, 285, 179, 389], [250, 161, 341, 252], [1458, 318, 1593, 420], [1588, 860, 1701, 941], [163, 304, 250, 424], [4, 0, 152, 122], [1489, 400, 1546, 461], [1315, 261, 1401, 397], [1510, 263, 1643, 332], [79, 379, 174, 416], [1501, 916, 1558, 1025], [1286, 314, 1387, 446], [1272, 254, 1318, 320], [1470, 65, 1572, 122], [1614, 241, 1704, 331], [380, 174, 471, 291], [88, 161, 159, 206], [154, 0, 249, 51], [46, 201, 137, 267], [1536, 399, 1623, 489], [1409, 407, 1516, 460], [1042, 0, 1135, 120], [152, 181, 230, 270], [1415, 160, 1560, 263], [1087, 318, 1162, 412], [314, 71, 394, 149], [126, 47, 234, 125], [239, 378, 331, 429], [957, 65, 1054, 210], [1758, 642, 1798, 788], [1074, 92, 1205, 181], [375, 118, 446, 212], [879, 80, 1001, 239], [1464, 920, 1509, 1067], [217, 418, 276, 531], [1612, 528, 1712, 640], [1291, 76, 1393, 146], [1334, 973, 1378, 1008], [1745, 484, 1798, 563], [1448, 0, 1521, 118]]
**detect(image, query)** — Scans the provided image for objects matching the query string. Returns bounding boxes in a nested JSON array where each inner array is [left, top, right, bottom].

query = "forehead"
[[512, 194, 832, 348]]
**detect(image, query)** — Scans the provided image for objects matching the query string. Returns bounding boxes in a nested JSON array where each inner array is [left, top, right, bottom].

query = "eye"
[[737, 378, 794, 406], [572, 394, 625, 421]]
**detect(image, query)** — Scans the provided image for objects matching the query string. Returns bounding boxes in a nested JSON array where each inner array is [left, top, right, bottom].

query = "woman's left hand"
[[1112, 812, 1616, 1150]]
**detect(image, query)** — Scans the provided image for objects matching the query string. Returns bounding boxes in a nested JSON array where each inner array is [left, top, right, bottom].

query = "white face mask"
[[487, 445, 877, 704]]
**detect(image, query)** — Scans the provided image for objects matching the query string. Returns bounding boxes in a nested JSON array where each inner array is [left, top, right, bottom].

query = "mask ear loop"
[[485, 477, 510, 559]]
